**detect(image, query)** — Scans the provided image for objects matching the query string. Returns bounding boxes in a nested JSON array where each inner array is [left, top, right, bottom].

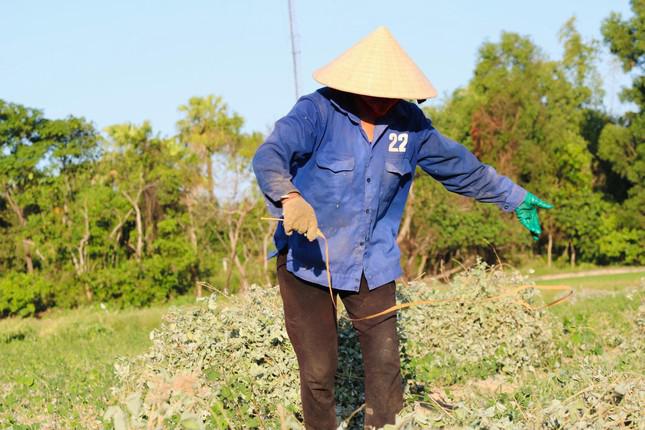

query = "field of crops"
[[1, 266, 643, 429]]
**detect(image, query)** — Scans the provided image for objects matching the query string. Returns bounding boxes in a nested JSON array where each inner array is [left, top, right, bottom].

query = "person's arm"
[[416, 118, 553, 240], [416, 119, 527, 212], [252, 97, 321, 240], [252, 97, 320, 210]]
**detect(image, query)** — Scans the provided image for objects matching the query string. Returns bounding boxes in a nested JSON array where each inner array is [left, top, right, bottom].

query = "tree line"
[[0, 5, 642, 317]]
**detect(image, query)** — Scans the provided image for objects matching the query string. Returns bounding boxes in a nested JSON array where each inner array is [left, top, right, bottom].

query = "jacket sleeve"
[[252, 96, 321, 215], [416, 118, 527, 212]]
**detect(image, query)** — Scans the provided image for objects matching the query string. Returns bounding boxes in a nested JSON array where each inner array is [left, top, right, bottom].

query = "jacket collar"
[[320, 87, 406, 125]]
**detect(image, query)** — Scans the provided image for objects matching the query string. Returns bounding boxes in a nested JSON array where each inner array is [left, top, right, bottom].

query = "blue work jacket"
[[252, 88, 527, 292]]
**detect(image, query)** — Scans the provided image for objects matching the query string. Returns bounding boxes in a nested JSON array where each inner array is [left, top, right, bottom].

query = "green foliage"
[[0, 96, 245, 311], [596, 220, 645, 264], [402, 175, 517, 272], [598, 0, 645, 243], [86, 253, 195, 308], [551, 189, 607, 261], [420, 15, 643, 269], [177, 95, 245, 155], [601, 0, 644, 74], [0, 272, 54, 317]]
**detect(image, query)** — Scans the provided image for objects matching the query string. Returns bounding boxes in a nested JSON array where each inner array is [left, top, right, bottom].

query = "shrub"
[[87, 253, 195, 308], [0, 271, 54, 317]]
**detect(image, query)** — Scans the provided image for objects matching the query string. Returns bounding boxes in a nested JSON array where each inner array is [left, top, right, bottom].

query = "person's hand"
[[281, 193, 319, 241], [514, 192, 553, 241]]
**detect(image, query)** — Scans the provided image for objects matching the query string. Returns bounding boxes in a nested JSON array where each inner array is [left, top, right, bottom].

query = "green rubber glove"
[[514, 192, 553, 241]]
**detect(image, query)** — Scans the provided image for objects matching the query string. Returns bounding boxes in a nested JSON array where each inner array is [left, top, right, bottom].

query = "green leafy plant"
[[0, 272, 54, 317]]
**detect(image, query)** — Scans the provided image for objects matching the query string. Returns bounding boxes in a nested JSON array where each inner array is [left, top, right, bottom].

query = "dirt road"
[[532, 267, 645, 281]]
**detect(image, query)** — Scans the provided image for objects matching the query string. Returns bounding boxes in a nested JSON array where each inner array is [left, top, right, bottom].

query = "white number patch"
[[388, 133, 408, 152]]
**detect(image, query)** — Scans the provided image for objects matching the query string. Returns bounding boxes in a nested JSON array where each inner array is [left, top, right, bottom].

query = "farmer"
[[252, 26, 551, 430]]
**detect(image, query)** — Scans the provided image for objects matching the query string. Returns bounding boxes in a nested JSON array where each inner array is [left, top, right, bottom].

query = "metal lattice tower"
[[287, 0, 300, 100]]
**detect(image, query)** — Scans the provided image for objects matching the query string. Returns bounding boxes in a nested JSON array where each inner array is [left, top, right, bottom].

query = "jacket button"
[[359, 241, 364, 246], [366, 177, 371, 183], [365, 208, 370, 214]]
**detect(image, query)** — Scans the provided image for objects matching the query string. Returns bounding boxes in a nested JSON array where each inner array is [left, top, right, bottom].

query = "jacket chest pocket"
[[308, 153, 355, 203], [380, 158, 413, 203]]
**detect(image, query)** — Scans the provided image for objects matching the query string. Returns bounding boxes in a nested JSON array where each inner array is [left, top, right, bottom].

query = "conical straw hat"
[[313, 26, 437, 100]]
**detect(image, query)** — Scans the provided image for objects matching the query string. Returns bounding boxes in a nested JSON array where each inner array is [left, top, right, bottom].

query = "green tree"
[[91, 121, 200, 304], [0, 101, 49, 274], [597, 0, 644, 263], [177, 95, 244, 202], [176, 96, 266, 294], [0, 101, 103, 312], [417, 21, 602, 269]]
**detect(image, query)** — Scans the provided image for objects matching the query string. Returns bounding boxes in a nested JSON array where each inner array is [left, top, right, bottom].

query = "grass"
[[520, 260, 601, 276], [0, 267, 643, 429], [0, 305, 175, 429], [534, 270, 644, 306]]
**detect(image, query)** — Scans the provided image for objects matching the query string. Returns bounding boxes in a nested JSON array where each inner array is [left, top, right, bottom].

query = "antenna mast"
[[287, 0, 300, 100]]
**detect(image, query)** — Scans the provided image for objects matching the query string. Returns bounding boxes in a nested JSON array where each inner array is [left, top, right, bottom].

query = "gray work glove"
[[282, 193, 319, 241]]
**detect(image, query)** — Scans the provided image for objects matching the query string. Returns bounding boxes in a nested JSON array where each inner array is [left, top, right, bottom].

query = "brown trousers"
[[277, 248, 404, 430]]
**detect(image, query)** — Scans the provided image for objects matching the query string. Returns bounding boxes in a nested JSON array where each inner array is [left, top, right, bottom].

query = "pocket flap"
[[384, 158, 413, 176], [315, 154, 355, 173]]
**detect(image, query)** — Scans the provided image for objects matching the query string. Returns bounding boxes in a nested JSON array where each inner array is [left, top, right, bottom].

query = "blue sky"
[[0, 1, 633, 137]]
